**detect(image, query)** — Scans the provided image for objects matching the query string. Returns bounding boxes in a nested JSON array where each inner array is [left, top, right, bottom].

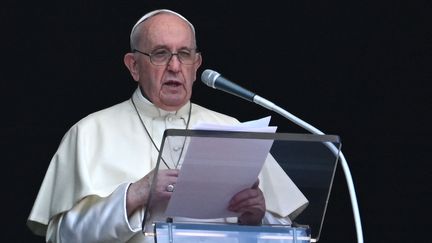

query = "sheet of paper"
[[192, 116, 273, 131], [164, 116, 276, 219]]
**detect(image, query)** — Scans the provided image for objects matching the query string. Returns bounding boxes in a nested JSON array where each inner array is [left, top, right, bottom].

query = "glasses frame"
[[133, 48, 200, 66]]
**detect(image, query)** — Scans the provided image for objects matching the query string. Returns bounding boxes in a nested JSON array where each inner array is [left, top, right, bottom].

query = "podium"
[[143, 129, 341, 242]]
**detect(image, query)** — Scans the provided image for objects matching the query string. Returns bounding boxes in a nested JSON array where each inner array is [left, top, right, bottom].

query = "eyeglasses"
[[133, 48, 200, 66]]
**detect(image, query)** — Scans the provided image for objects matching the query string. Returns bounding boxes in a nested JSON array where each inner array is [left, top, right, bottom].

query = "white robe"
[[27, 88, 308, 242]]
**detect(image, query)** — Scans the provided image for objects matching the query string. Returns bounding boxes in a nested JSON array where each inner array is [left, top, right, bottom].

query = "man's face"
[[132, 13, 201, 111]]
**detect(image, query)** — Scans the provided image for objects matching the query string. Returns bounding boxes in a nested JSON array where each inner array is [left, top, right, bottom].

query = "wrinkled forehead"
[[130, 9, 195, 40]]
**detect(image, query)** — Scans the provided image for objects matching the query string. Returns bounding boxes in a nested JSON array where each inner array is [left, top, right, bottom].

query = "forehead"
[[140, 13, 195, 49]]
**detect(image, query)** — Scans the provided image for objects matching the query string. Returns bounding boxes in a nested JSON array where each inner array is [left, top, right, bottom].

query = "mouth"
[[164, 80, 182, 87]]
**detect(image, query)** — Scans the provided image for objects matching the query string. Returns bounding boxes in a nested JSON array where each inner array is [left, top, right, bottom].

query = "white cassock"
[[27, 88, 308, 243]]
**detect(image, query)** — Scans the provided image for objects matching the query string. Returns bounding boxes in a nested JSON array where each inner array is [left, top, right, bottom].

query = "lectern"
[[143, 129, 341, 242]]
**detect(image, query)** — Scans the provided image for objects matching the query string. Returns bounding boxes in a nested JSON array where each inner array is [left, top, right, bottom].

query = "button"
[[173, 146, 182, 152]]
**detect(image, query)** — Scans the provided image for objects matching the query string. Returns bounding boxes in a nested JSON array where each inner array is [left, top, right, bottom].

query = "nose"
[[167, 54, 181, 71]]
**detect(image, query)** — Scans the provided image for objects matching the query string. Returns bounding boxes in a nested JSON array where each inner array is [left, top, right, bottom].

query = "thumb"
[[251, 179, 260, 189]]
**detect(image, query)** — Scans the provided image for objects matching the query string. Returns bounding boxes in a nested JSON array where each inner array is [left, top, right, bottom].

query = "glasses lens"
[[178, 50, 198, 65], [150, 49, 171, 65], [149, 49, 199, 65]]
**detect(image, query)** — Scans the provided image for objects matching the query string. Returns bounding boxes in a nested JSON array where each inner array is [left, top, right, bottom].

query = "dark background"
[[2, 1, 431, 242]]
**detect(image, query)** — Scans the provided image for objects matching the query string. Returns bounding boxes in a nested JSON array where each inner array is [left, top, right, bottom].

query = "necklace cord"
[[130, 97, 192, 169]]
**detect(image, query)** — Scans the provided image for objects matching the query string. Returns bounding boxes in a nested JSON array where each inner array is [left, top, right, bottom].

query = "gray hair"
[[129, 9, 196, 51]]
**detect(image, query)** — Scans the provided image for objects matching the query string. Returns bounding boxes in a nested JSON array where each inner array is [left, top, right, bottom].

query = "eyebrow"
[[149, 46, 195, 52]]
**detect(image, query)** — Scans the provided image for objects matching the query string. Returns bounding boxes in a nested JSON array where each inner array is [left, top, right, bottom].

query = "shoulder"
[[65, 99, 133, 137], [82, 99, 132, 122]]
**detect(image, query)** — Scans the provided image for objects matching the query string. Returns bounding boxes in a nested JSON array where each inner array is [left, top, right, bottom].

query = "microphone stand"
[[254, 95, 364, 243]]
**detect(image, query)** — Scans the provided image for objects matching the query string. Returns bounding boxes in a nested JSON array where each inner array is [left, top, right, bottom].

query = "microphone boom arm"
[[254, 95, 364, 243], [201, 68, 363, 242]]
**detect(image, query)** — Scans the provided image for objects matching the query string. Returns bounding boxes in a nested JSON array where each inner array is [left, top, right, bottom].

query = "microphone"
[[200, 68, 364, 243], [201, 69, 281, 114], [201, 69, 256, 102]]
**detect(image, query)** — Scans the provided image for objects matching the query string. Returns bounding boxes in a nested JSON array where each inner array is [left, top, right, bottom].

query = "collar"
[[131, 87, 191, 119]]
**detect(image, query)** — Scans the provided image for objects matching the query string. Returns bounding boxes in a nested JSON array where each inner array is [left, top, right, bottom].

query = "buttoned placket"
[[164, 113, 187, 169]]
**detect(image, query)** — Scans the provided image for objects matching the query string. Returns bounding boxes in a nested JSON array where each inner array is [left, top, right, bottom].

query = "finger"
[[159, 169, 180, 177], [238, 207, 265, 225], [237, 206, 265, 216], [229, 189, 264, 211], [230, 188, 261, 205], [251, 179, 260, 189], [230, 197, 265, 212]]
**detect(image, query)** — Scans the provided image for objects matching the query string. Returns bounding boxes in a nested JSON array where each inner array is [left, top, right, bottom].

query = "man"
[[27, 9, 308, 242]]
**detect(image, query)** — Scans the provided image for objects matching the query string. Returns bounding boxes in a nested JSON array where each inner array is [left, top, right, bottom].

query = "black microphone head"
[[200, 68, 256, 102], [201, 69, 221, 89]]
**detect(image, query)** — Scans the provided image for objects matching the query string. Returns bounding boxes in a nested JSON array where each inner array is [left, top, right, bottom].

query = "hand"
[[228, 180, 266, 225], [126, 169, 179, 216], [148, 169, 180, 202]]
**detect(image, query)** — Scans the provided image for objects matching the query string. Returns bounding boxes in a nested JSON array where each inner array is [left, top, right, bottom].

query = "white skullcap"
[[130, 9, 195, 41]]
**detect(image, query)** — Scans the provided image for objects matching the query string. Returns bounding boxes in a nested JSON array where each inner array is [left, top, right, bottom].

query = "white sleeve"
[[46, 183, 144, 243], [262, 211, 292, 225]]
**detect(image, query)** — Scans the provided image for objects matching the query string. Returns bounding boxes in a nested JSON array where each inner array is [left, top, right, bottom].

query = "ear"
[[124, 53, 140, 81], [193, 54, 203, 83], [196, 53, 202, 70]]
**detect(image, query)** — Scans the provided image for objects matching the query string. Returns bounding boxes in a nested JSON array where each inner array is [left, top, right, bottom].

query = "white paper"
[[164, 116, 276, 219], [192, 116, 273, 131]]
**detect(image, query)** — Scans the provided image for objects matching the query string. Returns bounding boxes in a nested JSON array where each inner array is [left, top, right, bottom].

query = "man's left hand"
[[228, 180, 265, 225]]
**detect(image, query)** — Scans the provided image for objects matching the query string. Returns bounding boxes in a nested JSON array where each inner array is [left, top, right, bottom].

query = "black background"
[[2, 1, 431, 242]]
